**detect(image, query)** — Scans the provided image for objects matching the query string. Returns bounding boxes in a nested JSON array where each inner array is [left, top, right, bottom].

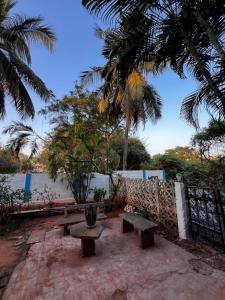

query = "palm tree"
[[0, 0, 56, 118], [82, 13, 162, 169], [82, 0, 225, 126], [2, 122, 43, 158]]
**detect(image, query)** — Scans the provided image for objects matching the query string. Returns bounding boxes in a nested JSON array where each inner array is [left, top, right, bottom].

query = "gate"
[[186, 186, 225, 251]]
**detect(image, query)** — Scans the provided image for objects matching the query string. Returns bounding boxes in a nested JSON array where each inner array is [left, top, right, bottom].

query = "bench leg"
[[140, 229, 155, 249], [81, 239, 95, 257], [63, 225, 69, 236], [122, 219, 134, 233]]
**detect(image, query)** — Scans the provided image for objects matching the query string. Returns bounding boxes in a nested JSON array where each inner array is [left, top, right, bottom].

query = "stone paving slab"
[[3, 218, 225, 300], [26, 229, 46, 245]]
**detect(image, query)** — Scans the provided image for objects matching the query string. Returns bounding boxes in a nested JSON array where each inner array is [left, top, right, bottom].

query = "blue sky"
[[0, 0, 210, 155]]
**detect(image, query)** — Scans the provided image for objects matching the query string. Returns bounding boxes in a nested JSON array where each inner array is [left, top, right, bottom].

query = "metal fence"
[[186, 186, 225, 251]]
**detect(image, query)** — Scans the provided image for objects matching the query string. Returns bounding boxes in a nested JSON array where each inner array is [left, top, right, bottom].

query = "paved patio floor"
[[3, 217, 225, 300]]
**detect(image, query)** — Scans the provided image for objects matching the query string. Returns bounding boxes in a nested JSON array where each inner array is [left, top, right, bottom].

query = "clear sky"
[[0, 0, 210, 155]]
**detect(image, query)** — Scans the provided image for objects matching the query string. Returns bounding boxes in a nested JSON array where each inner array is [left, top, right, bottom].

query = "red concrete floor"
[[3, 218, 225, 300]]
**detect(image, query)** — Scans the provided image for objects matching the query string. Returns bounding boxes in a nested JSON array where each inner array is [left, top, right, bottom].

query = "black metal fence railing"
[[186, 186, 225, 251]]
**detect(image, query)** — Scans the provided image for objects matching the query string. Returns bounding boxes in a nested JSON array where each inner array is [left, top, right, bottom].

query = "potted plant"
[[93, 188, 106, 202], [85, 205, 97, 228]]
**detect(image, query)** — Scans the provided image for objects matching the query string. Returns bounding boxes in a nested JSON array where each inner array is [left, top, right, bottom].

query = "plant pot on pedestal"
[[85, 206, 97, 228]]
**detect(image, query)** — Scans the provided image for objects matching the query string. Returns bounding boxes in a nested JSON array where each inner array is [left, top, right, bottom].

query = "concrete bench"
[[120, 212, 158, 249]]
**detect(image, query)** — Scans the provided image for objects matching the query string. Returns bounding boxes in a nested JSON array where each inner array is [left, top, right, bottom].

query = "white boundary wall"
[[115, 170, 165, 179], [0, 170, 164, 201]]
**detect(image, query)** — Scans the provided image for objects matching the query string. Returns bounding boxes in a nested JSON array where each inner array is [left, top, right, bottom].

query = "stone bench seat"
[[120, 212, 158, 249]]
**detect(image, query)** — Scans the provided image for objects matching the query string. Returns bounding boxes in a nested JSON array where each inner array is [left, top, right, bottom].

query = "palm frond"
[[10, 53, 54, 101], [80, 67, 103, 86], [29, 139, 39, 158], [143, 84, 162, 120], [3, 121, 41, 157], [0, 0, 16, 23], [5, 133, 30, 157], [98, 98, 108, 113], [82, 0, 151, 20], [181, 87, 205, 128], [0, 87, 5, 118], [126, 70, 146, 101], [2, 121, 34, 135], [0, 1, 55, 119], [0, 49, 35, 118], [4, 15, 56, 53]]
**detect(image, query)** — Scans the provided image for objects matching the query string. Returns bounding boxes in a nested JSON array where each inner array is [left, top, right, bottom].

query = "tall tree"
[[82, 11, 162, 169], [0, 0, 56, 118]]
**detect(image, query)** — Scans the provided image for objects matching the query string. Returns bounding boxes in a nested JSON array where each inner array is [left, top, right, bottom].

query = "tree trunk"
[[194, 12, 225, 62], [122, 111, 130, 170]]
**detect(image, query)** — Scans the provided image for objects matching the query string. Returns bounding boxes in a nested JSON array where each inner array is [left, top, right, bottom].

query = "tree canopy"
[[82, 0, 225, 127], [111, 134, 151, 170], [164, 146, 200, 161], [0, 0, 56, 118]]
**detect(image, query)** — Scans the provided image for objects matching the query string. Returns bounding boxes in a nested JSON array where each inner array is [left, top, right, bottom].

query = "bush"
[[0, 176, 25, 235], [93, 188, 106, 202], [0, 176, 24, 217]]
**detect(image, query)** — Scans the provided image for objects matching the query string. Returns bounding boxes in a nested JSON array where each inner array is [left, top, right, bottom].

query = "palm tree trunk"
[[122, 111, 130, 170], [193, 12, 225, 61]]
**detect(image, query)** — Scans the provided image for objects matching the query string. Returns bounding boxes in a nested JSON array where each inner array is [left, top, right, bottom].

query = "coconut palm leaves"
[[2, 122, 43, 158], [81, 11, 162, 169], [0, 0, 56, 118], [83, 0, 225, 126]]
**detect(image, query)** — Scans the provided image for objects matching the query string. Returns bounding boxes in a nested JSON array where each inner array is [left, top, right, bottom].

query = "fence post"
[[175, 182, 189, 239], [154, 177, 161, 221], [24, 173, 32, 202], [142, 170, 147, 180]]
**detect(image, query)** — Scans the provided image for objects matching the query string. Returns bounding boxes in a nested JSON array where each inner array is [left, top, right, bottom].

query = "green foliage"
[[3, 122, 41, 159], [0, 176, 24, 228], [181, 160, 225, 188], [82, 13, 162, 169], [103, 198, 113, 213], [34, 184, 59, 206], [0, 149, 20, 173], [187, 120, 225, 188], [93, 188, 106, 202], [0, 0, 56, 119], [42, 85, 120, 203], [83, 0, 225, 127], [137, 207, 150, 220], [112, 135, 151, 170], [151, 145, 225, 188], [151, 154, 185, 180], [192, 120, 225, 160], [0, 146, 35, 174], [165, 146, 200, 161], [20, 160, 34, 173]]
